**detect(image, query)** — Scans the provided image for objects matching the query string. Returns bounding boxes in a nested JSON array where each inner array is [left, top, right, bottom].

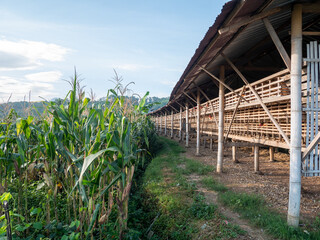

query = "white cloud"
[[160, 80, 176, 87], [115, 64, 153, 71], [25, 71, 62, 83], [0, 71, 62, 102], [0, 39, 70, 71]]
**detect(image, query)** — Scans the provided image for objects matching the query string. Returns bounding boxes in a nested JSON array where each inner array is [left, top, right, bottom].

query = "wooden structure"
[[150, 0, 320, 227]]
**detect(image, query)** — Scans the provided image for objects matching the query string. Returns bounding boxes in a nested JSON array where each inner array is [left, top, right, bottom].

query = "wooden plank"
[[225, 85, 246, 141], [225, 142, 262, 147], [218, 6, 289, 34], [302, 31, 320, 36], [263, 18, 291, 71], [222, 53, 290, 146]]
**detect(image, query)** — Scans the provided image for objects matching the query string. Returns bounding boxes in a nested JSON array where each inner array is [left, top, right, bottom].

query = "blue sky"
[[0, 0, 226, 101]]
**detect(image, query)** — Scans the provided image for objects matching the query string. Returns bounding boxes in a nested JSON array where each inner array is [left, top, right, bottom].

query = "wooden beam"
[[218, 6, 289, 34], [222, 53, 290, 146], [263, 18, 291, 71], [183, 91, 197, 104], [191, 82, 218, 128], [175, 101, 185, 110], [169, 104, 179, 112], [224, 85, 246, 141], [302, 131, 320, 160], [199, 66, 249, 103], [196, 89, 201, 155], [225, 142, 262, 147], [217, 65, 225, 173], [302, 31, 320, 36]]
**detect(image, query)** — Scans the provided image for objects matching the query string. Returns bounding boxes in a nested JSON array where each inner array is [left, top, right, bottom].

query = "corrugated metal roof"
[[150, 0, 319, 115]]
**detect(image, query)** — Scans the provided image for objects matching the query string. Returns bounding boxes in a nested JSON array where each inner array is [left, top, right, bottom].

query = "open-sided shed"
[[149, 0, 320, 226]]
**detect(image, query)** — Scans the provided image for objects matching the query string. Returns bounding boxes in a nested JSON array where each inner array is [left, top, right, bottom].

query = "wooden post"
[[164, 112, 167, 136], [186, 103, 189, 147], [232, 140, 239, 163], [288, 4, 302, 227], [217, 66, 225, 172], [179, 106, 182, 141], [254, 145, 260, 172], [269, 147, 275, 162], [196, 89, 200, 155], [171, 110, 174, 139], [232, 145, 237, 162], [160, 114, 162, 134], [210, 139, 213, 150]]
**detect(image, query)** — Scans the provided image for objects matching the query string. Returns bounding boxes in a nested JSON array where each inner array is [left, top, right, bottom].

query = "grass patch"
[[201, 176, 228, 192], [218, 189, 320, 240], [128, 137, 246, 239]]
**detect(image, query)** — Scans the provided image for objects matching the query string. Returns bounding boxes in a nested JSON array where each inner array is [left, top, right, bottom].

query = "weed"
[[188, 194, 216, 220], [201, 176, 228, 192]]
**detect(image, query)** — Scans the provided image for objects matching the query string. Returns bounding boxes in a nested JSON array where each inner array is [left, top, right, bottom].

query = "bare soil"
[[176, 136, 320, 224]]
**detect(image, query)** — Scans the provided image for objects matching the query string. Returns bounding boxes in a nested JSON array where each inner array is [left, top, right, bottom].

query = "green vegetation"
[[0, 71, 158, 239], [218, 191, 320, 240], [201, 176, 228, 193], [127, 137, 246, 239], [199, 173, 320, 239]]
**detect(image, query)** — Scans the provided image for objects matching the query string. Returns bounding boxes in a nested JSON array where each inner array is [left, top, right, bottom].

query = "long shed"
[[149, 0, 320, 226]]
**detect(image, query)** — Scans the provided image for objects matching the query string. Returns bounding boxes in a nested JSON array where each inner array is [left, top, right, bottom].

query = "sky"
[[0, 0, 227, 102]]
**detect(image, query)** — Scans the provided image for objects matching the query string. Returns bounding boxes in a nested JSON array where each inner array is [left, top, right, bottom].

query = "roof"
[[150, 0, 319, 115]]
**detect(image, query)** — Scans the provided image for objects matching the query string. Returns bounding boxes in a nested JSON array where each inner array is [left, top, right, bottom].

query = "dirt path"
[[178, 137, 320, 223], [187, 173, 272, 240]]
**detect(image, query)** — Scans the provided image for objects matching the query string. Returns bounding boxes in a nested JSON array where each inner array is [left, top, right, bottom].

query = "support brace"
[[222, 53, 290, 146]]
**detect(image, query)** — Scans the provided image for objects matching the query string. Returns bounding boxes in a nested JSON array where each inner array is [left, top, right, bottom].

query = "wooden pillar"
[[185, 103, 189, 147], [232, 145, 237, 162], [217, 66, 225, 173], [196, 89, 200, 155], [232, 140, 239, 163], [288, 4, 302, 227], [164, 112, 167, 136], [179, 106, 182, 141], [210, 139, 213, 150], [269, 147, 274, 162], [254, 145, 260, 172], [171, 110, 174, 139]]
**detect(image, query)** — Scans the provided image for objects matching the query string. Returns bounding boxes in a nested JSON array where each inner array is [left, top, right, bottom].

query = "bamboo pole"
[[170, 110, 174, 138], [217, 66, 225, 173], [179, 107, 182, 141], [263, 18, 291, 71], [164, 112, 167, 136], [193, 83, 219, 128], [225, 86, 246, 141], [199, 66, 249, 103], [222, 53, 290, 146], [186, 103, 189, 147], [254, 145, 260, 172], [288, 4, 302, 227], [196, 89, 201, 155], [232, 140, 238, 163], [269, 147, 275, 162]]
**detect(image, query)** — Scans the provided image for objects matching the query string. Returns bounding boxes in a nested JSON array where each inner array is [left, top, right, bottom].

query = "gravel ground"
[[171, 135, 320, 223]]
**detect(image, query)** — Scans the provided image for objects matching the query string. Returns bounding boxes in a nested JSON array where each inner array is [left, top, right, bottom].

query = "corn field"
[[0, 72, 157, 239]]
